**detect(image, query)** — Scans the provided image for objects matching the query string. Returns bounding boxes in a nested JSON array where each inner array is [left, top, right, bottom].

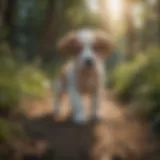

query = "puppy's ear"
[[57, 32, 82, 56], [94, 30, 115, 58]]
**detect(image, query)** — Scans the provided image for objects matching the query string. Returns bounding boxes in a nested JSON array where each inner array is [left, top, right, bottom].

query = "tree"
[[124, 0, 136, 59], [0, 0, 7, 26], [37, 0, 100, 64], [156, 0, 160, 44]]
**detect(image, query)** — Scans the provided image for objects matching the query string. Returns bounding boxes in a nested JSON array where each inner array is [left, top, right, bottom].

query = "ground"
[[16, 89, 159, 160]]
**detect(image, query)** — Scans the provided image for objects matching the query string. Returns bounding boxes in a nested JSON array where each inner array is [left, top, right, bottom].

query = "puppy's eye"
[[93, 43, 108, 54], [68, 42, 82, 55], [72, 44, 82, 54]]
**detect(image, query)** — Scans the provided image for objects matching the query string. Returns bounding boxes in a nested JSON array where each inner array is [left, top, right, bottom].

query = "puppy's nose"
[[84, 58, 94, 67]]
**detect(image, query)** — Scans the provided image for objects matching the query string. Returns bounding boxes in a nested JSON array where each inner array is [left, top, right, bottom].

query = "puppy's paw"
[[91, 110, 102, 123], [72, 112, 88, 124]]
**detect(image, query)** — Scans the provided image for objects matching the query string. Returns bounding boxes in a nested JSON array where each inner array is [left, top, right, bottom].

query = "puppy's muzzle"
[[84, 58, 94, 67]]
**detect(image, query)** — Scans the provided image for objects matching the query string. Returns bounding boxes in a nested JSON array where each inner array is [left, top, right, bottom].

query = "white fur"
[[76, 30, 98, 70], [54, 29, 106, 123]]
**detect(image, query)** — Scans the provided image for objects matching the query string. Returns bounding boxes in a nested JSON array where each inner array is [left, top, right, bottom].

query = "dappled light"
[[0, 0, 160, 160], [107, 0, 124, 20]]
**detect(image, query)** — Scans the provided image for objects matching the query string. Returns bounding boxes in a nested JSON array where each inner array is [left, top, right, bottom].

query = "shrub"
[[0, 55, 50, 116], [110, 53, 148, 103], [0, 54, 50, 157], [18, 65, 50, 99], [109, 46, 160, 123], [0, 119, 24, 144], [0, 55, 21, 115]]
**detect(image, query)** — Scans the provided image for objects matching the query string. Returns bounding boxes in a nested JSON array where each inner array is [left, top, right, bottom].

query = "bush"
[[0, 119, 24, 144], [109, 46, 160, 123], [0, 118, 25, 159], [18, 65, 50, 99], [0, 55, 21, 115], [0, 54, 50, 157], [109, 53, 148, 102], [0, 55, 50, 116]]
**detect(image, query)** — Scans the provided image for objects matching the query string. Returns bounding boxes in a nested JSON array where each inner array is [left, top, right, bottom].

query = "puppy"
[[53, 29, 114, 123]]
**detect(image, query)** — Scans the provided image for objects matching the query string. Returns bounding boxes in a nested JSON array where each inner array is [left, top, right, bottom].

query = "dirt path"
[[18, 90, 158, 160]]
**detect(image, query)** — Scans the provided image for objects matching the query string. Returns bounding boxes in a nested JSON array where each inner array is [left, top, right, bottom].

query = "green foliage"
[[0, 54, 49, 157], [0, 119, 24, 143], [0, 119, 13, 143], [0, 54, 50, 113], [18, 65, 49, 99], [0, 118, 25, 159], [0, 55, 20, 111], [110, 53, 147, 101], [43, 62, 62, 80], [110, 46, 160, 121], [0, 26, 9, 42]]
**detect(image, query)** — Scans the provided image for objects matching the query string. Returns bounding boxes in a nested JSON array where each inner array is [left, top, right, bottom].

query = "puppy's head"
[[57, 29, 115, 70]]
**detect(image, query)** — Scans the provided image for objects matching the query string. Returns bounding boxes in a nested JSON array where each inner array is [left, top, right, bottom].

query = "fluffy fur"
[[53, 29, 114, 123]]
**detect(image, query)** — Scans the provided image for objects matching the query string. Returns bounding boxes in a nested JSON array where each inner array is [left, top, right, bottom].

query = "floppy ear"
[[57, 32, 82, 56], [94, 30, 115, 57]]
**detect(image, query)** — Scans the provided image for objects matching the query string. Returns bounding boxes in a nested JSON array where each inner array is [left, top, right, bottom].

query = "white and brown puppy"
[[53, 29, 114, 123]]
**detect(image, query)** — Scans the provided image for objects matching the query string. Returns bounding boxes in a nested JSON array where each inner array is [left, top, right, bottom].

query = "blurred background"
[[0, 0, 160, 159]]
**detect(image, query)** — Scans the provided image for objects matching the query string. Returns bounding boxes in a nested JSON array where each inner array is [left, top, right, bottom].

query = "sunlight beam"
[[87, 0, 99, 12], [106, 0, 124, 21]]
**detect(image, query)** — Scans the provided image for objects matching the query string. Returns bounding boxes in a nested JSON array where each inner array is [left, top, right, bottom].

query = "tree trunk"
[[0, 0, 17, 55], [141, 0, 159, 50], [37, 0, 59, 63], [4, 0, 17, 26], [157, 0, 160, 44], [37, 0, 72, 64], [5, 0, 17, 48], [0, 0, 7, 26], [124, 1, 136, 60]]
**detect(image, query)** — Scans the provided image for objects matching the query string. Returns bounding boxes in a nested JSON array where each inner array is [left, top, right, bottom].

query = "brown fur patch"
[[57, 32, 83, 56], [76, 68, 99, 94], [94, 30, 115, 57]]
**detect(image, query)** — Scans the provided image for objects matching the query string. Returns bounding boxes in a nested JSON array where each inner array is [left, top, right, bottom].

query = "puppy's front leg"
[[53, 80, 64, 117], [91, 69, 105, 121], [91, 91, 102, 121], [69, 87, 87, 123]]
